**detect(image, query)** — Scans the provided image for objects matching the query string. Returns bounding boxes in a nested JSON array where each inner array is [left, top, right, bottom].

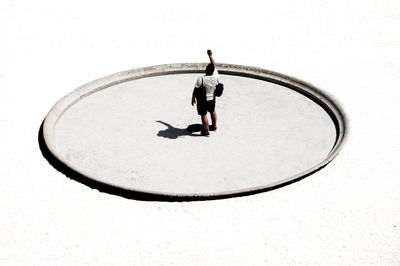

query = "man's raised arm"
[[207, 50, 216, 68]]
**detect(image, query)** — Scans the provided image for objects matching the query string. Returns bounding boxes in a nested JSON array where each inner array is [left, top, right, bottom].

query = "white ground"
[[1, 0, 399, 265]]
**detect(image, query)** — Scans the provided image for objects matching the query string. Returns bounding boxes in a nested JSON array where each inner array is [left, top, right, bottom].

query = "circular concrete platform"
[[41, 63, 348, 200]]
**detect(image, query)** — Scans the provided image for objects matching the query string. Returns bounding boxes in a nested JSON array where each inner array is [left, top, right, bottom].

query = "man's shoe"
[[209, 125, 217, 131], [201, 130, 210, 136]]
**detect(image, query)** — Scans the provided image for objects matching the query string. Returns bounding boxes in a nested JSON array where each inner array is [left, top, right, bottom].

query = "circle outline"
[[42, 63, 349, 200]]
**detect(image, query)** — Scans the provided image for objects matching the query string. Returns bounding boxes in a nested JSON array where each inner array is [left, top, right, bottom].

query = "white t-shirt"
[[195, 68, 219, 101]]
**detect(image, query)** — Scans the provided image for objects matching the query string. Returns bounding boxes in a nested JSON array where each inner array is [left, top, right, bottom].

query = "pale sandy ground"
[[1, 0, 399, 265]]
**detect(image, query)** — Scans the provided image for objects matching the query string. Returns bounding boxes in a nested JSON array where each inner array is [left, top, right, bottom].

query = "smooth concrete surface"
[[44, 65, 345, 197]]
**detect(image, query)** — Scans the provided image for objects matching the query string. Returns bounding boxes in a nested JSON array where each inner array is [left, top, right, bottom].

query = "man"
[[191, 50, 218, 136]]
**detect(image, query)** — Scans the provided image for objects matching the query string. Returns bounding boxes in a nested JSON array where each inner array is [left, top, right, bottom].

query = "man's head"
[[206, 63, 214, 76]]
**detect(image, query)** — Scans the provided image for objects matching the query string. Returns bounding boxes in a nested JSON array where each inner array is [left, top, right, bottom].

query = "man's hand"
[[207, 50, 216, 67]]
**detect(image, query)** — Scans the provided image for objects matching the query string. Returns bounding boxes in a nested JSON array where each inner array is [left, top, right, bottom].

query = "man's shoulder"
[[195, 75, 204, 87], [196, 75, 205, 82]]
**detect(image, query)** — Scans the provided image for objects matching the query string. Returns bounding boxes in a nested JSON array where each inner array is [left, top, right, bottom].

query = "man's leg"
[[201, 115, 210, 133], [211, 111, 217, 128]]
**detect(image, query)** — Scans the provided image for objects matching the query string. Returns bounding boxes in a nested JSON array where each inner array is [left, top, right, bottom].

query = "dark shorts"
[[197, 99, 216, 116]]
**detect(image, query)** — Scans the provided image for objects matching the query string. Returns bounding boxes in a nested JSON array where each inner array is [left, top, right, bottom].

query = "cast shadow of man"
[[156, 120, 203, 139]]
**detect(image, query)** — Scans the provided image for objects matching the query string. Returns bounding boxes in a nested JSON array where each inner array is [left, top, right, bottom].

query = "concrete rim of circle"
[[40, 63, 349, 201]]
